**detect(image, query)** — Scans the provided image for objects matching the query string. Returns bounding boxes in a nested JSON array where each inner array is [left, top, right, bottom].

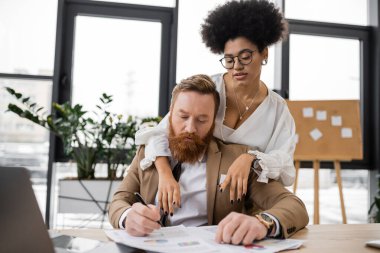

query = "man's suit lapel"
[[206, 140, 221, 225]]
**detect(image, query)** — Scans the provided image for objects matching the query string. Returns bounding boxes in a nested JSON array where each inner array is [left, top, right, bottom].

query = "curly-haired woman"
[[135, 0, 296, 217]]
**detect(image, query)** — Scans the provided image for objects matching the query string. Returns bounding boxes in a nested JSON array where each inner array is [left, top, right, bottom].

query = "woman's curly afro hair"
[[201, 0, 288, 54]]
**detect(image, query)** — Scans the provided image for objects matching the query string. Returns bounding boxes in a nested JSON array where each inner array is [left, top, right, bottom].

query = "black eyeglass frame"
[[219, 49, 256, 69]]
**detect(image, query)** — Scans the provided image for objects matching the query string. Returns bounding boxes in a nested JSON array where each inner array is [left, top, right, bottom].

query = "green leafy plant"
[[369, 176, 380, 223], [5, 87, 161, 179], [94, 94, 161, 179]]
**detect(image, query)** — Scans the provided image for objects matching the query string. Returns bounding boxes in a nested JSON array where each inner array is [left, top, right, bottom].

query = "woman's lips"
[[233, 72, 247, 81]]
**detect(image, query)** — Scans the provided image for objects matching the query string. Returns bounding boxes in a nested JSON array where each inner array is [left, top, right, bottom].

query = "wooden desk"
[[56, 224, 380, 253], [291, 224, 380, 253]]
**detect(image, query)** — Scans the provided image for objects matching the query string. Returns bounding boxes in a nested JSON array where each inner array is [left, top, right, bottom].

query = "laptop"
[[0, 167, 142, 253]]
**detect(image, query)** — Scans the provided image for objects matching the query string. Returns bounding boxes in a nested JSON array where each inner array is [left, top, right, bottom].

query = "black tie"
[[160, 162, 182, 226], [172, 162, 182, 182]]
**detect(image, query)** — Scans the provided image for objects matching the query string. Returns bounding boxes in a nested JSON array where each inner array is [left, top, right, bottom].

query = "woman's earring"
[[261, 59, 268, 65]]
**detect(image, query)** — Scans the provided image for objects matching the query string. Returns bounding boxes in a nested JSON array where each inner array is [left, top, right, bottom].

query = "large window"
[[0, 0, 58, 218], [285, 0, 368, 26], [46, 0, 177, 227], [0, 0, 57, 75], [289, 35, 360, 100], [0, 0, 177, 226], [283, 20, 370, 167], [283, 0, 372, 224], [71, 16, 161, 117]]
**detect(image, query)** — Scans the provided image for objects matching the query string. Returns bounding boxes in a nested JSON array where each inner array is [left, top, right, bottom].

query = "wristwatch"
[[255, 213, 275, 236], [251, 158, 261, 170]]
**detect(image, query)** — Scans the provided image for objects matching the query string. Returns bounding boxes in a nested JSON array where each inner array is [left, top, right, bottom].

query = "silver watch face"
[[261, 213, 273, 223], [253, 159, 260, 169]]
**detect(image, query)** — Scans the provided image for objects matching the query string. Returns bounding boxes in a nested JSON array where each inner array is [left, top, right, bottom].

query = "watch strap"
[[255, 213, 274, 236]]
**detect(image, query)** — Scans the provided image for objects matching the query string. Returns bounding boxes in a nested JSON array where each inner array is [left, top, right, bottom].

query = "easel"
[[287, 100, 362, 225], [293, 159, 347, 224]]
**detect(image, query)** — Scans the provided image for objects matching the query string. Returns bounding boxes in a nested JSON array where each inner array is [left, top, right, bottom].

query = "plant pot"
[[108, 170, 117, 180], [58, 178, 121, 213], [73, 147, 97, 179], [369, 197, 380, 223], [103, 148, 134, 180]]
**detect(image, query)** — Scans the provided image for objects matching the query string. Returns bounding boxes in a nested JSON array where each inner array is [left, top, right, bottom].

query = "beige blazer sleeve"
[[108, 147, 143, 229], [247, 174, 309, 238]]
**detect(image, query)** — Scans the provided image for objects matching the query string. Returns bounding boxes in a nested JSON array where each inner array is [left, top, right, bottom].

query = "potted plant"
[[6, 87, 161, 219], [369, 175, 380, 223], [5, 87, 161, 179], [94, 94, 161, 179]]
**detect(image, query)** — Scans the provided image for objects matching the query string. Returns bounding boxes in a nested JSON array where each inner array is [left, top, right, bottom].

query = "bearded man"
[[108, 74, 308, 245]]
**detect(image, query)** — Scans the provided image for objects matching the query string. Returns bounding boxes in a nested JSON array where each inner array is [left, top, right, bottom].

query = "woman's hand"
[[155, 157, 181, 216], [219, 153, 254, 203]]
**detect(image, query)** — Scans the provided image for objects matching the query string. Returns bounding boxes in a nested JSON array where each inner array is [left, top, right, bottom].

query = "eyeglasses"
[[219, 49, 256, 69]]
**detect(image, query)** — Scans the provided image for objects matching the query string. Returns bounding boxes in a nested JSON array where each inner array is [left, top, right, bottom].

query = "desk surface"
[[56, 224, 380, 253]]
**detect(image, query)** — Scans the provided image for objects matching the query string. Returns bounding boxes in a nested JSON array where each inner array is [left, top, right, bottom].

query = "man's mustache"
[[171, 132, 204, 143]]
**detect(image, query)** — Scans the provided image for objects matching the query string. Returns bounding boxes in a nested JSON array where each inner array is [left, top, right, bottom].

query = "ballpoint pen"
[[134, 192, 164, 226], [134, 192, 149, 206]]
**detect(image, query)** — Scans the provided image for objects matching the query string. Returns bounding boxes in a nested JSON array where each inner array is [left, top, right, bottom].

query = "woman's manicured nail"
[[237, 198, 241, 203], [170, 212, 173, 217], [164, 211, 168, 215], [230, 200, 234, 205]]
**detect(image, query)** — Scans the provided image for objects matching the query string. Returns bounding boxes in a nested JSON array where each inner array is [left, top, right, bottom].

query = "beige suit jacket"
[[109, 138, 309, 238]]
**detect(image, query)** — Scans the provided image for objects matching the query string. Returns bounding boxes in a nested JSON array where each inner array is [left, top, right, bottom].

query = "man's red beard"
[[168, 122, 214, 164]]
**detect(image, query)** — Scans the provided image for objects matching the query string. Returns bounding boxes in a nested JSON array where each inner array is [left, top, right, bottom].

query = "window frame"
[[280, 19, 372, 170], [46, 0, 178, 227]]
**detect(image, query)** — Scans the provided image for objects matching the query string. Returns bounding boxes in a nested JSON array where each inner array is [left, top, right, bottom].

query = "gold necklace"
[[232, 83, 260, 120]]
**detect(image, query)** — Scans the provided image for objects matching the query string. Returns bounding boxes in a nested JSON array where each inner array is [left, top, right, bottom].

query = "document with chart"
[[105, 225, 304, 253]]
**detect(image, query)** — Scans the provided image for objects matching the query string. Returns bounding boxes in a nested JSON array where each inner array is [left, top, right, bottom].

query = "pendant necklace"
[[233, 83, 260, 120]]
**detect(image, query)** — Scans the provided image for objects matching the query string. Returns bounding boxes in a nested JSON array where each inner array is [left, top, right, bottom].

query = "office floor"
[[33, 168, 369, 229], [288, 168, 368, 224]]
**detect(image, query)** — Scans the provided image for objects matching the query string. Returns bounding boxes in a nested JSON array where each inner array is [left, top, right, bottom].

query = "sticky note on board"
[[303, 107, 313, 118], [331, 116, 342, 126], [341, 128, 353, 138], [309, 128, 323, 141], [316, 110, 327, 121]]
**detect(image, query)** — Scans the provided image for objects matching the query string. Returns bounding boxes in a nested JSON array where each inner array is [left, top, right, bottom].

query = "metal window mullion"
[[283, 19, 371, 169], [0, 73, 53, 81]]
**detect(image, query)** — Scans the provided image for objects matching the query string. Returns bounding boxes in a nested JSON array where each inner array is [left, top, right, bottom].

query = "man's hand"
[[124, 203, 161, 236], [215, 212, 267, 245], [218, 153, 253, 203]]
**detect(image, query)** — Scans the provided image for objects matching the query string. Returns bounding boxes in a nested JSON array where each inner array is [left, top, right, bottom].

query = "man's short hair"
[[171, 74, 220, 118]]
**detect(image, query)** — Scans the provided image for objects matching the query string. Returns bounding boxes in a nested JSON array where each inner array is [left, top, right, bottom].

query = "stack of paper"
[[105, 225, 303, 253]]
